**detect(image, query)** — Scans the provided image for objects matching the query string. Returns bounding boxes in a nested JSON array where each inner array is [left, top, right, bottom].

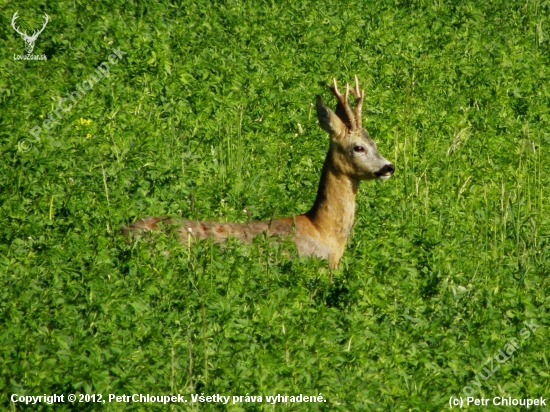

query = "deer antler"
[[331, 78, 356, 130], [11, 12, 49, 41], [331, 76, 365, 131], [30, 13, 49, 41], [350, 75, 365, 130], [11, 12, 28, 38]]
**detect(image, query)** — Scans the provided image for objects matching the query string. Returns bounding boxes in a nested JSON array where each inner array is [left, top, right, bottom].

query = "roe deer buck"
[[122, 77, 395, 268]]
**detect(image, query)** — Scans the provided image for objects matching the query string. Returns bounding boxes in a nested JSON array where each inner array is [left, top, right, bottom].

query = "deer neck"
[[305, 153, 360, 244]]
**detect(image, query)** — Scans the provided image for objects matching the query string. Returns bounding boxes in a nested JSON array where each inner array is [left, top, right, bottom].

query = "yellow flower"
[[76, 118, 93, 126], [86, 134, 92, 139]]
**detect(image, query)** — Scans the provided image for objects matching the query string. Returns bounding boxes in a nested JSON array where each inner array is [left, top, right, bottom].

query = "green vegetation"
[[1, 0, 549, 410]]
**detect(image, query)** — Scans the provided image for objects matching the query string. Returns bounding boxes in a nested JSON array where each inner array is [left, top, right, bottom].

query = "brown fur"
[[122, 77, 394, 268]]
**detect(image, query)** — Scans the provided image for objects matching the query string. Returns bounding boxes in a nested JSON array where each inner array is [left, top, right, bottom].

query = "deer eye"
[[353, 145, 365, 153]]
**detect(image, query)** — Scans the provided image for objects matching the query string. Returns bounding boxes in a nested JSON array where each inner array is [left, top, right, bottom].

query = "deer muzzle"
[[375, 163, 395, 180]]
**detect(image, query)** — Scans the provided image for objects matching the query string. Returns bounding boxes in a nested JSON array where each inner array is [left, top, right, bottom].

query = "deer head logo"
[[11, 11, 49, 55]]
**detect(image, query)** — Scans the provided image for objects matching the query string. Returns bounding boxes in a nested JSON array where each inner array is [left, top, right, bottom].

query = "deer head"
[[12, 11, 49, 55], [316, 76, 395, 181]]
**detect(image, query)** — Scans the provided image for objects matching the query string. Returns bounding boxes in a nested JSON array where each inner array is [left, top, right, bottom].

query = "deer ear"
[[316, 95, 347, 139]]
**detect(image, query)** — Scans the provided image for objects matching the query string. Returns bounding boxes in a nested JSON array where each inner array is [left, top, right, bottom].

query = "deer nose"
[[375, 163, 395, 177]]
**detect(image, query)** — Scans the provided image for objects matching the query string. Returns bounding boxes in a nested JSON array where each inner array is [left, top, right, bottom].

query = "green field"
[[1, 0, 549, 410]]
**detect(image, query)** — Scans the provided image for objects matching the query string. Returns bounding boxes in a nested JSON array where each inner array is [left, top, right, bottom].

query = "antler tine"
[[11, 11, 28, 37], [35, 14, 49, 37], [331, 78, 357, 130], [331, 78, 341, 98], [30, 13, 49, 40], [350, 75, 361, 99], [355, 89, 364, 130], [352, 75, 364, 130]]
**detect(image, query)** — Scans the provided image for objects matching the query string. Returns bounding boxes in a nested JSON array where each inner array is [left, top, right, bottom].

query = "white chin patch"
[[378, 174, 392, 181]]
